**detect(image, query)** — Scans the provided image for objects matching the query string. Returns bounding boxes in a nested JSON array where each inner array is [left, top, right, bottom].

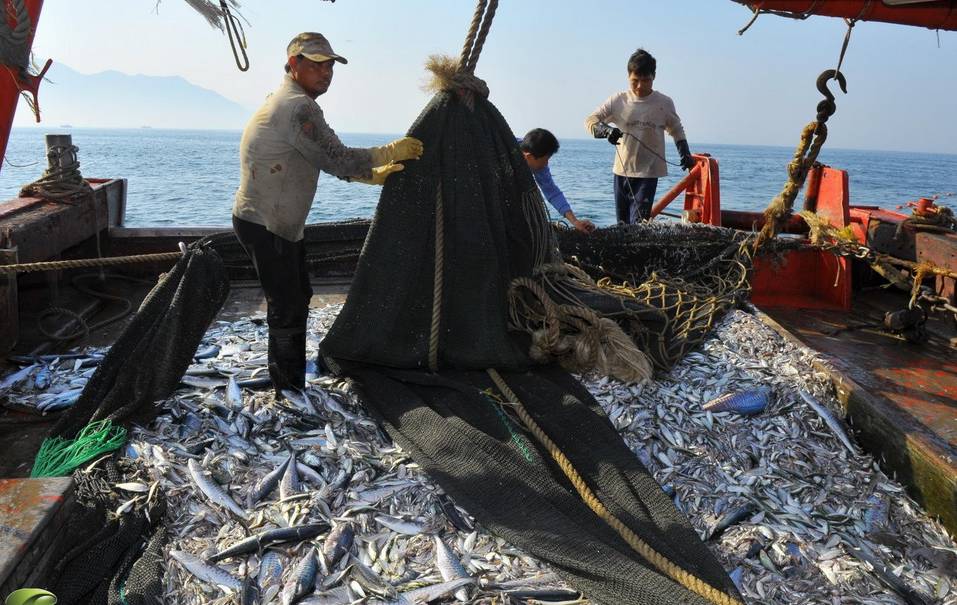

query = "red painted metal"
[[748, 165, 853, 310], [734, 0, 957, 31], [650, 155, 721, 226], [651, 164, 700, 219], [0, 0, 46, 175]]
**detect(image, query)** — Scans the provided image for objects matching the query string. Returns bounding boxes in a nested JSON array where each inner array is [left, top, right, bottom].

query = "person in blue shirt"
[[520, 129, 596, 233]]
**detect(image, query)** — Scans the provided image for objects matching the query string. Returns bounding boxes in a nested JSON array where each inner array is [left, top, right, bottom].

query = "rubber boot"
[[269, 328, 306, 397]]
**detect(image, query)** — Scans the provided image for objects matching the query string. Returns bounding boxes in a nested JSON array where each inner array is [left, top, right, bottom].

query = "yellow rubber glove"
[[370, 136, 424, 165], [352, 162, 404, 186]]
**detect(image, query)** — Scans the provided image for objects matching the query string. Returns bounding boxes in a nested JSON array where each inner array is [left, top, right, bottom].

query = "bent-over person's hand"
[[371, 137, 424, 165], [573, 218, 597, 234]]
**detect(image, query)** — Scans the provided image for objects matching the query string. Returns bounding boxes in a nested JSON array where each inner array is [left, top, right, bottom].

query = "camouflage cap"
[[287, 32, 348, 64]]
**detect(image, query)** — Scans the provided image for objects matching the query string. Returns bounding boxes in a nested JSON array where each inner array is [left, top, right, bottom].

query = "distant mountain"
[[13, 63, 251, 130]]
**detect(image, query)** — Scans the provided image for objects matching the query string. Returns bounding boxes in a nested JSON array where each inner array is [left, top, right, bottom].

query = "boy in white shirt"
[[585, 49, 694, 224]]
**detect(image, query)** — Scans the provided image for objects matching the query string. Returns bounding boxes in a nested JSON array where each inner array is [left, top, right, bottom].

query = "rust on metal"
[[0, 477, 74, 595]]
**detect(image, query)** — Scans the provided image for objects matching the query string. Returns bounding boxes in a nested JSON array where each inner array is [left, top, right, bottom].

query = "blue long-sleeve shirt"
[[532, 165, 571, 217]]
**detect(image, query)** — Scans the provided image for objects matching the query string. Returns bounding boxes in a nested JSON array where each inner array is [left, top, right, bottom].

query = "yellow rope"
[[486, 368, 743, 605], [0, 252, 182, 274]]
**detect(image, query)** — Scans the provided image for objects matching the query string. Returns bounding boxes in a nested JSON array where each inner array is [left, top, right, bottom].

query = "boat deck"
[[762, 288, 957, 533]]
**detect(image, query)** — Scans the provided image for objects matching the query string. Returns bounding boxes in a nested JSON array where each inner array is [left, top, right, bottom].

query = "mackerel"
[[207, 523, 329, 563], [386, 577, 475, 605], [433, 536, 472, 601], [279, 449, 301, 499], [280, 547, 318, 605], [247, 452, 292, 508], [169, 549, 242, 590], [187, 458, 247, 519]]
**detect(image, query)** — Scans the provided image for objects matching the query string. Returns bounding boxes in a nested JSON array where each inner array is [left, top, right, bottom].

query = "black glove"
[[592, 123, 623, 145], [676, 139, 694, 170]]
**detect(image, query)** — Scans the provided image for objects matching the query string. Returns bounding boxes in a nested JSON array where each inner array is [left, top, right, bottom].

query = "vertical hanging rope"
[[459, 0, 487, 71], [464, 0, 499, 73], [429, 184, 445, 372]]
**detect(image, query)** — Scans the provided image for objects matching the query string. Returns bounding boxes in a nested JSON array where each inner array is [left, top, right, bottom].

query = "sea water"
[[2, 128, 955, 227]]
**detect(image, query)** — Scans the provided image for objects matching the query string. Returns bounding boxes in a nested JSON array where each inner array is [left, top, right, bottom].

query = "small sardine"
[[799, 390, 855, 454]]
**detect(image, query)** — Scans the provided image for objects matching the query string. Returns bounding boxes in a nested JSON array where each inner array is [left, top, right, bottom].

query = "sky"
[[18, 0, 957, 153]]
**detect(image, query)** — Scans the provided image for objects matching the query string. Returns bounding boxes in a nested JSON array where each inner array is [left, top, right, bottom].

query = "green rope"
[[483, 391, 535, 463], [31, 419, 127, 478]]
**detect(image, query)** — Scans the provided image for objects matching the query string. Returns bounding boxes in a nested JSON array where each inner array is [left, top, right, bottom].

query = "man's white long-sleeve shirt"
[[233, 75, 373, 242]]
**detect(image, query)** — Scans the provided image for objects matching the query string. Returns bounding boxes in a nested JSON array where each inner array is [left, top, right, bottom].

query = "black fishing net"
[[322, 87, 744, 604], [321, 90, 554, 370], [51, 240, 229, 440], [48, 458, 166, 605]]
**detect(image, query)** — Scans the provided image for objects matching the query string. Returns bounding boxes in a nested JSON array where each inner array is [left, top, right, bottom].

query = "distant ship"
[[59, 124, 72, 128], [140, 125, 152, 129]]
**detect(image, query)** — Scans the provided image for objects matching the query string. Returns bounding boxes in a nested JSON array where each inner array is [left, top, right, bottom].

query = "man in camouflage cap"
[[232, 32, 423, 395]]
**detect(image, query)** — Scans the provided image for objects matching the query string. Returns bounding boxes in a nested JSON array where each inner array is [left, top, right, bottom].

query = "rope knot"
[[424, 55, 489, 101]]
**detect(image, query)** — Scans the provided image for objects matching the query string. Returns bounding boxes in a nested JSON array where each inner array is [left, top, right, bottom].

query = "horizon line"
[[9, 125, 957, 158]]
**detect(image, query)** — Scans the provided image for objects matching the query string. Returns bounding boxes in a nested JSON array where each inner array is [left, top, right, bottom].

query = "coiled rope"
[[19, 143, 94, 201], [486, 368, 744, 605]]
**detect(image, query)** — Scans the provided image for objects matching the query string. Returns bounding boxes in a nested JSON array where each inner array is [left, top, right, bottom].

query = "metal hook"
[[816, 69, 848, 101]]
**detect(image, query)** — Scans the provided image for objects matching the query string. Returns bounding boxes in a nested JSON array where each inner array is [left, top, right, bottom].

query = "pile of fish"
[[3, 305, 956, 604]]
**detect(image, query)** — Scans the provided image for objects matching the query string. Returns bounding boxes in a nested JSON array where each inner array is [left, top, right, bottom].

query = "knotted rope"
[[755, 69, 846, 250]]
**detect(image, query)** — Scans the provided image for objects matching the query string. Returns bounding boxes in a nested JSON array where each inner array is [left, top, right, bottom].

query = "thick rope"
[[464, 0, 498, 73], [429, 183, 445, 372], [19, 144, 94, 201], [458, 0, 487, 71], [0, 252, 182, 274], [755, 69, 846, 250], [486, 368, 744, 605], [0, 0, 31, 72]]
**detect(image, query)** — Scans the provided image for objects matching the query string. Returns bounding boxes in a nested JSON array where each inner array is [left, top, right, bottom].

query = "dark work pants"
[[614, 175, 659, 224], [233, 216, 312, 393]]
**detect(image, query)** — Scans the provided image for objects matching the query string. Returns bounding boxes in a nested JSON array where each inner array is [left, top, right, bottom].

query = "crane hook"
[[816, 69, 848, 101]]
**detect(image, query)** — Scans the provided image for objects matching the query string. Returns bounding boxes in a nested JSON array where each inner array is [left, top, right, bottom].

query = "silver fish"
[[227, 375, 243, 409], [187, 458, 247, 519], [433, 536, 471, 602], [1, 363, 37, 390], [798, 389, 855, 454]]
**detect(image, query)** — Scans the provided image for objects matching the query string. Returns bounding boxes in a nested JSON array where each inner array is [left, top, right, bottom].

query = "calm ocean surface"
[[2, 128, 955, 227]]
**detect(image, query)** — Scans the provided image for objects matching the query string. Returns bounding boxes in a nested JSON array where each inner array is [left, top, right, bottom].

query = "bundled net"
[[520, 222, 756, 374]]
